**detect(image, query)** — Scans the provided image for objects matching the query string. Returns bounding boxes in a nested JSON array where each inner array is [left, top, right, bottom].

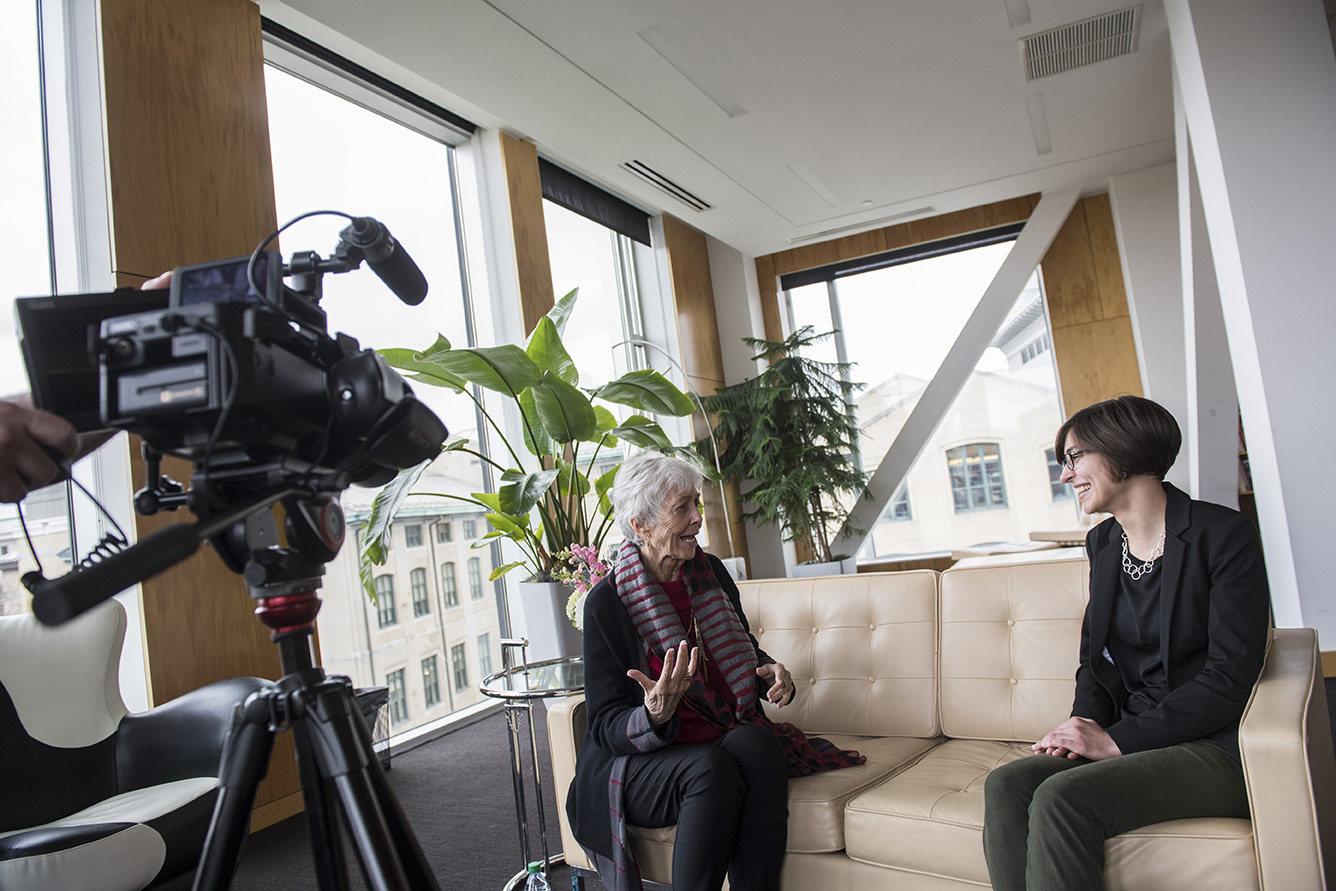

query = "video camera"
[[15, 213, 448, 624]]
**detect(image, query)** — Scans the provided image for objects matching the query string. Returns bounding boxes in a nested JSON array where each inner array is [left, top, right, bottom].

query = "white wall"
[[1167, 0, 1336, 640]]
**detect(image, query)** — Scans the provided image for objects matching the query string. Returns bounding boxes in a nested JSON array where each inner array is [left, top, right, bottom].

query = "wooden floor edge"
[[250, 791, 305, 833]]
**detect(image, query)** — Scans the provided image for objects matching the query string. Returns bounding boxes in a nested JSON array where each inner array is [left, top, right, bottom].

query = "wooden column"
[[498, 132, 555, 334], [100, 0, 300, 828], [661, 215, 749, 564], [1040, 194, 1143, 415]]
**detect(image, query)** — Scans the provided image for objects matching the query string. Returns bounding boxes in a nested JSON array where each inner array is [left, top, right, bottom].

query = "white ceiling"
[[260, 0, 1175, 258]]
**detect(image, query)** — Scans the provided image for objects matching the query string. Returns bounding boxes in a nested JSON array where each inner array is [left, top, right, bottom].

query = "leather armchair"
[[0, 599, 269, 890]]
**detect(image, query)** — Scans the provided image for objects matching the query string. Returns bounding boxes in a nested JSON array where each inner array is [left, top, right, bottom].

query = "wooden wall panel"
[[756, 196, 1039, 320], [1041, 196, 1143, 415], [499, 133, 555, 334], [661, 215, 749, 564], [100, 0, 298, 819]]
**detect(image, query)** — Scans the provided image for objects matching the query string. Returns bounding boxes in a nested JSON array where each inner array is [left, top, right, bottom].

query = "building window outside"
[[374, 575, 397, 628], [386, 668, 408, 725], [1045, 448, 1071, 500], [451, 643, 468, 692], [410, 568, 430, 617], [462, 519, 477, 540], [880, 483, 912, 522], [405, 524, 423, 547], [948, 443, 1007, 512], [436, 522, 452, 543], [477, 633, 493, 679], [467, 557, 483, 600], [421, 655, 440, 709], [441, 563, 458, 607], [1020, 333, 1051, 364]]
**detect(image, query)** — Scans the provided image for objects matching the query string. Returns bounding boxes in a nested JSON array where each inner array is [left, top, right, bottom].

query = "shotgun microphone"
[[337, 217, 429, 306]]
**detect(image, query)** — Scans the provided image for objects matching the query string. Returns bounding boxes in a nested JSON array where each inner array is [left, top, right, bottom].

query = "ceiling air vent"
[[621, 160, 713, 212], [1021, 6, 1140, 80]]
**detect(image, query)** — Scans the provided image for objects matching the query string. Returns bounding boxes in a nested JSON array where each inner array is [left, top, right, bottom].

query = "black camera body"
[[18, 235, 445, 494]]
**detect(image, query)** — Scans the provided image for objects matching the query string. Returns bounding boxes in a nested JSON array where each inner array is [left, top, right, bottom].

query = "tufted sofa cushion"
[[739, 570, 940, 739]]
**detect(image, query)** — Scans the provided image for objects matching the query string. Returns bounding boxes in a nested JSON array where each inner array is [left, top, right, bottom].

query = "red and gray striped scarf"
[[613, 540, 865, 776]]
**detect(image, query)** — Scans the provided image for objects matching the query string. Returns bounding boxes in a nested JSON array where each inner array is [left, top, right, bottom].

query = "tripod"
[[188, 494, 441, 891]]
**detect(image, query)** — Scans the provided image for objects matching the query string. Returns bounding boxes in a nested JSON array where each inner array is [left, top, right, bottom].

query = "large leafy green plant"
[[702, 326, 869, 566], [358, 290, 698, 595]]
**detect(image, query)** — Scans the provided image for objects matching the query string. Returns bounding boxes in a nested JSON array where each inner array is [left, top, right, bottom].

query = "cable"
[[246, 209, 354, 308]]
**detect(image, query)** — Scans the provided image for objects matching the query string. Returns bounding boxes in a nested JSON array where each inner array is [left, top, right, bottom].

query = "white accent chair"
[[0, 600, 268, 891]]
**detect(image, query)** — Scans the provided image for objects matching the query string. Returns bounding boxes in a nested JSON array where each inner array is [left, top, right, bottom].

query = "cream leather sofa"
[[547, 549, 1336, 889]]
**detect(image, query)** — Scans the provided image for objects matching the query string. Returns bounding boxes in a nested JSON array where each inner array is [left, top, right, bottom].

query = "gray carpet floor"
[[226, 702, 604, 890]]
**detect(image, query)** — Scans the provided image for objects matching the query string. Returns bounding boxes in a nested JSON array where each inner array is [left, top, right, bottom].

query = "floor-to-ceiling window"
[[262, 37, 498, 738], [1, 2, 75, 618], [784, 230, 1078, 559]]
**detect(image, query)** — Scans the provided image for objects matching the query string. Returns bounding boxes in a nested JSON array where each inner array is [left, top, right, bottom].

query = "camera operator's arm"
[[0, 396, 79, 503]]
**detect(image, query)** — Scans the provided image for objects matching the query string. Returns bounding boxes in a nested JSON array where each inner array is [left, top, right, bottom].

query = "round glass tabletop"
[[479, 656, 585, 700]]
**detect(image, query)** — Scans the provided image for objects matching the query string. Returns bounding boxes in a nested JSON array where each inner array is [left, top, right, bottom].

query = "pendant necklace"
[[1121, 528, 1166, 580], [690, 612, 709, 682]]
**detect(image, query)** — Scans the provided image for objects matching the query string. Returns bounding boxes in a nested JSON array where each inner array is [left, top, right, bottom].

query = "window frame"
[[947, 442, 1008, 512], [374, 575, 397, 628]]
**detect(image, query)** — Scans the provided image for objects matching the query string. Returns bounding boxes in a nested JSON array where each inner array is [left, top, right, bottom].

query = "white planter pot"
[[789, 555, 857, 578], [515, 581, 584, 663]]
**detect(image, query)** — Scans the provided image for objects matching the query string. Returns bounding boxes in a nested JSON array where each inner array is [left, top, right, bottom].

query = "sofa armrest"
[[1238, 628, 1336, 890], [116, 676, 272, 792], [546, 694, 591, 871]]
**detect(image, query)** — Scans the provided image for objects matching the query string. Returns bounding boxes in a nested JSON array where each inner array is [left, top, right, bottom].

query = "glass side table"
[[479, 641, 585, 891]]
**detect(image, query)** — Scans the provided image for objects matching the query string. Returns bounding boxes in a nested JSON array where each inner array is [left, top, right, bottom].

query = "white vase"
[[789, 555, 857, 578], [515, 580, 584, 663]]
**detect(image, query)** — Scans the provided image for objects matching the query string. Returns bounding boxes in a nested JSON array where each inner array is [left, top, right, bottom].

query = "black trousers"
[[623, 723, 789, 891]]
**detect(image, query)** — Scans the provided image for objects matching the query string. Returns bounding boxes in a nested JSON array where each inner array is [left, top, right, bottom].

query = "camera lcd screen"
[[15, 288, 171, 432], [171, 252, 277, 308]]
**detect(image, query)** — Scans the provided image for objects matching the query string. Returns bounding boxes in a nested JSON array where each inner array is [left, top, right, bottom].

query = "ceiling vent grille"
[[621, 160, 712, 212], [1021, 6, 1140, 80]]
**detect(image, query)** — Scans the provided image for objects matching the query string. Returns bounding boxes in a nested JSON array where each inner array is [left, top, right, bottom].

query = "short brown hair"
[[1055, 395, 1182, 481]]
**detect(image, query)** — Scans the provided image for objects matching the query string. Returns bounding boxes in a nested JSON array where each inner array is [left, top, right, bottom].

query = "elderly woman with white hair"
[[564, 451, 864, 891]]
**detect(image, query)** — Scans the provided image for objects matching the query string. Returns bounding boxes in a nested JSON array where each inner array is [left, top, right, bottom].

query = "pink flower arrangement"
[[552, 544, 611, 631]]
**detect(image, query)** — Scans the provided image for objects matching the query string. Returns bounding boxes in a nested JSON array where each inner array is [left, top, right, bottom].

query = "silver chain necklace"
[[1121, 528, 1166, 580]]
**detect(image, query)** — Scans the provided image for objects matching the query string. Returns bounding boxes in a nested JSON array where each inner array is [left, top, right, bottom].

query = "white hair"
[[611, 452, 704, 545]]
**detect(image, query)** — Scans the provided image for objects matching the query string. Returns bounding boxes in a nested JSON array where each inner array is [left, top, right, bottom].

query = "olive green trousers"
[[982, 740, 1248, 891]]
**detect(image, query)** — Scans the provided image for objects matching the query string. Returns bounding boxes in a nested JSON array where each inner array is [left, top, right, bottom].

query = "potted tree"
[[358, 289, 700, 658], [703, 326, 869, 576]]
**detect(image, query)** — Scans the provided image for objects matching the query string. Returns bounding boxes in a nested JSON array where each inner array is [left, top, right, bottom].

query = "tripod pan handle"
[[31, 522, 202, 626]]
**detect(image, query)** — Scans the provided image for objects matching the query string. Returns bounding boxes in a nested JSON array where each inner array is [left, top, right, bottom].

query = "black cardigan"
[[566, 553, 773, 860], [1072, 482, 1271, 758]]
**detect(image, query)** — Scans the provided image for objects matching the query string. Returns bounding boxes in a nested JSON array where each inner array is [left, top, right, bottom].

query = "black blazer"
[[1071, 483, 1271, 758]]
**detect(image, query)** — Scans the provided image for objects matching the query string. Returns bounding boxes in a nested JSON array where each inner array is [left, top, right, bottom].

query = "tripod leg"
[[192, 691, 278, 891], [299, 676, 440, 891], [290, 707, 353, 891]]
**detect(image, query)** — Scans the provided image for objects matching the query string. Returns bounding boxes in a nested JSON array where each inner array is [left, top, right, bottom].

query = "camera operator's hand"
[[0, 397, 79, 503]]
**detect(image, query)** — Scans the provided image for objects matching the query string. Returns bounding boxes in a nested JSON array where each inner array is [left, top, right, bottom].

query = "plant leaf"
[[518, 389, 555, 458], [555, 460, 591, 499], [609, 415, 672, 449], [533, 372, 598, 443], [497, 468, 560, 516], [357, 459, 432, 599], [595, 369, 695, 416], [593, 405, 619, 433], [380, 344, 469, 391], [526, 316, 579, 386], [435, 344, 541, 397], [489, 561, 528, 581], [546, 287, 579, 338]]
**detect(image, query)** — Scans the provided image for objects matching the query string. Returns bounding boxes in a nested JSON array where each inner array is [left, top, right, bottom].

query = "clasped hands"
[[628, 641, 794, 728], [1033, 716, 1122, 761]]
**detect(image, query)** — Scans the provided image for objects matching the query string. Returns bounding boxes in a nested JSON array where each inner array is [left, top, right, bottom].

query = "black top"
[[1108, 562, 1168, 719], [1072, 482, 1272, 760]]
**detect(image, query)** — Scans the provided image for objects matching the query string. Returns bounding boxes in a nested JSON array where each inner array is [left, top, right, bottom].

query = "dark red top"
[[646, 577, 738, 744]]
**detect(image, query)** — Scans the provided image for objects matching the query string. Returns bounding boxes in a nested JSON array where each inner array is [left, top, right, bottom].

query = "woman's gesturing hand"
[[628, 640, 699, 728], [756, 662, 794, 707]]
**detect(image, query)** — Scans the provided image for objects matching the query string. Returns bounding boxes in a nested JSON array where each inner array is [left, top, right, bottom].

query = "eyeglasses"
[[1061, 449, 1087, 471]]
